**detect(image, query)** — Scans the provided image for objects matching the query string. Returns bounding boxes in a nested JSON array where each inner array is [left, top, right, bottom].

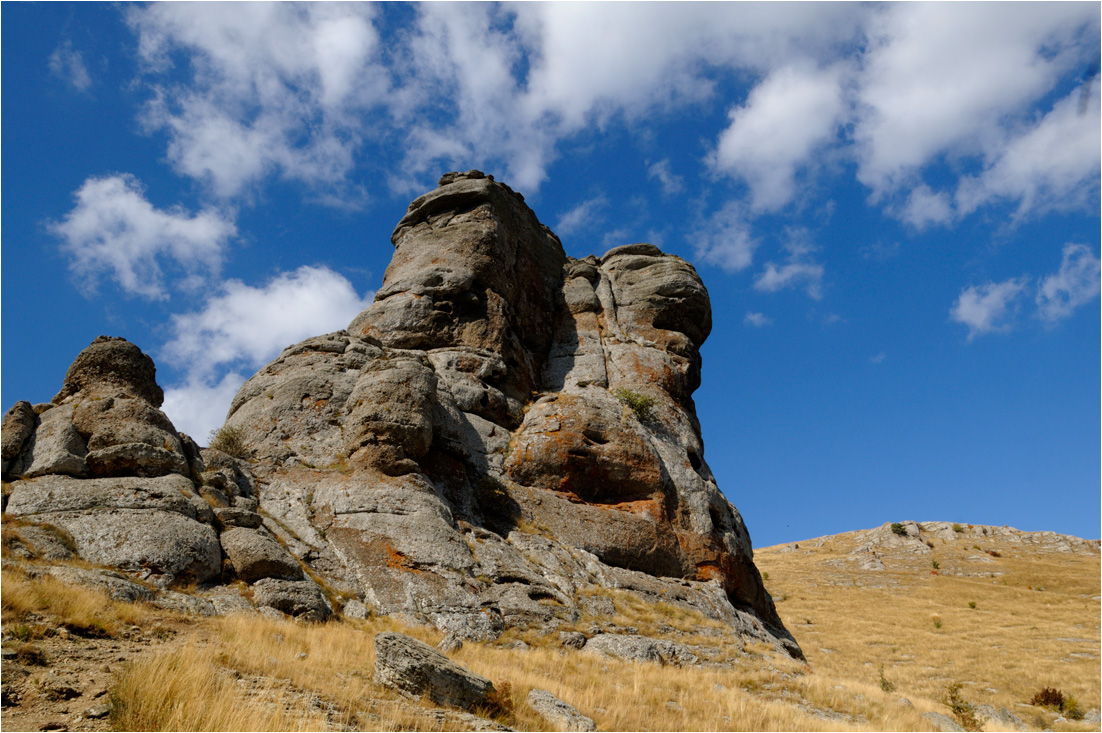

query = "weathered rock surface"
[[220, 527, 303, 582], [251, 578, 332, 621], [583, 633, 701, 666], [526, 688, 596, 732], [373, 632, 495, 711], [1, 171, 799, 656]]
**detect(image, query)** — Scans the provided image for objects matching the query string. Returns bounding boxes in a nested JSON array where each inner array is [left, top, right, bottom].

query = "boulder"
[[526, 689, 596, 732], [220, 527, 304, 582], [1, 401, 36, 477], [251, 578, 331, 621], [923, 712, 966, 732], [373, 632, 495, 711], [583, 633, 701, 666]]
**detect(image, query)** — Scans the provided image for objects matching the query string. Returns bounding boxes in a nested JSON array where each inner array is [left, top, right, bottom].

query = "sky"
[[2, 2, 1099, 549]]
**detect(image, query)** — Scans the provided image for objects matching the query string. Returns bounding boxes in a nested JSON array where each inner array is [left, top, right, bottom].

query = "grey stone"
[[53, 335, 164, 407], [11, 562, 154, 603], [373, 632, 495, 711], [526, 689, 596, 732], [202, 586, 257, 616], [214, 507, 263, 528], [584, 633, 700, 666], [152, 591, 217, 616], [342, 598, 370, 620], [30, 509, 221, 586], [923, 712, 966, 732], [5, 474, 204, 519], [251, 578, 331, 621], [220, 527, 303, 582], [17, 404, 88, 479], [437, 634, 463, 653], [559, 631, 587, 649], [2, 401, 39, 478]]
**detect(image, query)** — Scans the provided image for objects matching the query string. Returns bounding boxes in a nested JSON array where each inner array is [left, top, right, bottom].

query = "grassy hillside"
[[2, 520, 1098, 731], [756, 521, 1101, 731]]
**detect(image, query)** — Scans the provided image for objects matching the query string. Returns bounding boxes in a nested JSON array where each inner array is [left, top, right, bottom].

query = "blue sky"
[[2, 2, 1099, 548]]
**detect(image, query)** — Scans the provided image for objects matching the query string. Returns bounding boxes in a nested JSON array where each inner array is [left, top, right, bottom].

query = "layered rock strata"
[[1, 171, 799, 657]]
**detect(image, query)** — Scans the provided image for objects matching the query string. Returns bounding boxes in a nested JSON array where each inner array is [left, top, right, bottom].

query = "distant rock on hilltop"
[[1, 171, 800, 657]]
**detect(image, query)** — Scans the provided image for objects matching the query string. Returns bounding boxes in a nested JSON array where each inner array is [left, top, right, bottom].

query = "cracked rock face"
[[1, 171, 799, 657]]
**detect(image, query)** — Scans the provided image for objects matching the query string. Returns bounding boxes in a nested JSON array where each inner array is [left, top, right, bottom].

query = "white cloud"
[[744, 312, 773, 327], [50, 174, 235, 300], [1036, 244, 1101, 322], [956, 87, 1101, 218], [556, 197, 607, 237], [950, 278, 1029, 340], [753, 230, 824, 298], [854, 3, 1096, 196], [647, 159, 683, 195], [900, 184, 955, 229], [48, 40, 92, 91], [162, 371, 248, 442], [162, 265, 373, 381], [693, 202, 758, 273], [870, 352, 887, 364], [128, 3, 387, 198], [712, 63, 846, 212]]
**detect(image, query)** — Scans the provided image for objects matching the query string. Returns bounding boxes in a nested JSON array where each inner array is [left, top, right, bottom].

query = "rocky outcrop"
[[1, 171, 799, 657]]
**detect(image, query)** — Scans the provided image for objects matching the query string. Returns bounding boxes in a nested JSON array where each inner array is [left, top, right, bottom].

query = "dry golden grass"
[[4, 522, 1097, 731], [1, 567, 152, 638], [756, 524, 1101, 732]]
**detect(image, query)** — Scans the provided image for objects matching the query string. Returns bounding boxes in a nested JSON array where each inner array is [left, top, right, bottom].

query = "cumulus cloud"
[[712, 63, 846, 212], [162, 371, 248, 442], [854, 3, 1096, 196], [50, 174, 235, 300], [900, 184, 955, 229], [162, 265, 373, 381], [753, 230, 824, 298], [1036, 244, 1101, 322], [956, 88, 1101, 218], [693, 202, 758, 273], [950, 278, 1030, 340], [128, 3, 387, 198], [48, 40, 92, 91]]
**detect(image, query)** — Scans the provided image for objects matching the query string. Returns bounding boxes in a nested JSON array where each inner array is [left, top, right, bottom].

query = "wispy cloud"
[[647, 159, 683, 195], [49, 174, 235, 300], [753, 229, 824, 299], [744, 312, 773, 327], [49, 40, 92, 91], [693, 201, 759, 273], [556, 197, 607, 237], [1036, 244, 1101, 323]]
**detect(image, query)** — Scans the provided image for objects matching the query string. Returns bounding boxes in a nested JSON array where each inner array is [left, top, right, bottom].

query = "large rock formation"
[[1, 171, 799, 657]]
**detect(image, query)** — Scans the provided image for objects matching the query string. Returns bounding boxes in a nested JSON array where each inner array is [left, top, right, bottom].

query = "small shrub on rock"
[[890, 522, 907, 536], [208, 425, 248, 459], [613, 388, 656, 420], [944, 683, 983, 731]]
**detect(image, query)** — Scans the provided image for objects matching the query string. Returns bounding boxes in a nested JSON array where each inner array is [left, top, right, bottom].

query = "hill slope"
[[2, 520, 1098, 731], [756, 521, 1100, 731]]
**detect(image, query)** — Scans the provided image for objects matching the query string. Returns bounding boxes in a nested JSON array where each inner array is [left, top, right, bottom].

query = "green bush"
[[890, 522, 907, 536], [613, 388, 656, 420], [953, 523, 965, 533], [208, 425, 249, 459]]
